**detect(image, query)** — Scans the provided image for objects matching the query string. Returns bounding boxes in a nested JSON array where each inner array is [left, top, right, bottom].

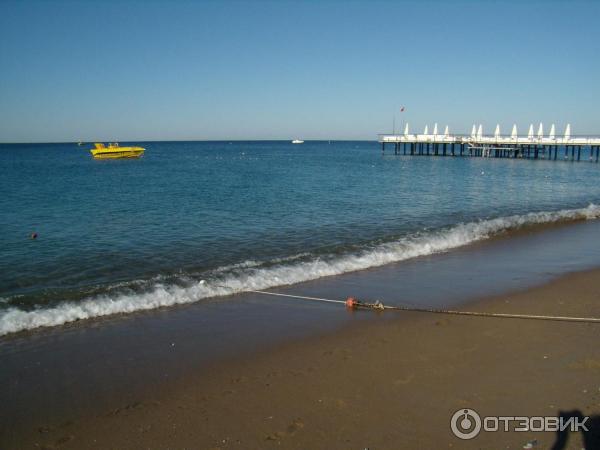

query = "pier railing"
[[377, 125, 600, 161], [378, 133, 600, 146]]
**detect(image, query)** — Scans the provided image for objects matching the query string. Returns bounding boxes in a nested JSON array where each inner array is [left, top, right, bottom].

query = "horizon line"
[[0, 138, 380, 145]]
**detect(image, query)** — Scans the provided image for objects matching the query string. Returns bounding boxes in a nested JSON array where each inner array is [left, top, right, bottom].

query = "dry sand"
[[14, 269, 600, 449]]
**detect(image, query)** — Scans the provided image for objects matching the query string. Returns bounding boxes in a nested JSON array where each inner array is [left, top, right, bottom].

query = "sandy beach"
[[3, 0, 600, 448], [5, 267, 597, 449]]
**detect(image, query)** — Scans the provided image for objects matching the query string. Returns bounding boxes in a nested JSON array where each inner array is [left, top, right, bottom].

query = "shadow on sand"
[[550, 410, 600, 450]]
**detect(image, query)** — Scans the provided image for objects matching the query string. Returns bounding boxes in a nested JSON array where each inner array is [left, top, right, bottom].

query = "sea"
[[2, 140, 600, 337]]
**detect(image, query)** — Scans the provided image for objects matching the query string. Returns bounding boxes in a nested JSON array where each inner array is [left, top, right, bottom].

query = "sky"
[[0, 0, 599, 142]]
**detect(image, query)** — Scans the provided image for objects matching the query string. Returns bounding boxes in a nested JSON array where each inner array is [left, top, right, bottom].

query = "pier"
[[379, 124, 600, 162]]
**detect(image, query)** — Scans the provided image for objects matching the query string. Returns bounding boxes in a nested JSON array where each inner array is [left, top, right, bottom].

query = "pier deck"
[[379, 124, 600, 162]]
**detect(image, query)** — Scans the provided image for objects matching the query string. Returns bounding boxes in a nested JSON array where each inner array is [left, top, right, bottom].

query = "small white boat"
[[292, 139, 304, 144]]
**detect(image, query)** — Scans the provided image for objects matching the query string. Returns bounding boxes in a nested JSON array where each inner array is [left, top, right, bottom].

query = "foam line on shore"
[[1, 204, 599, 336]]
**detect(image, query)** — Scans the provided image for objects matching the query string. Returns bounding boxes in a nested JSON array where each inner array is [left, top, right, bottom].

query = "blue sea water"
[[1, 140, 600, 335]]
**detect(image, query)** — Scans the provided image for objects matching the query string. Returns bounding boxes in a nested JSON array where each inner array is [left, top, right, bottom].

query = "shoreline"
[[3, 268, 600, 448], [3, 218, 600, 448], [2, 205, 600, 339]]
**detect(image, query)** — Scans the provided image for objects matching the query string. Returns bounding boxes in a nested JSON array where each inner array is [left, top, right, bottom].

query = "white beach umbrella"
[[404, 123, 409, 136], [494, 124, 500, 139], [549, 124, 556, 140], [511, 124, 518, 140], [564, 124, 571, 140], [537, 123, 544, 139], [528, 124, 534, 140]]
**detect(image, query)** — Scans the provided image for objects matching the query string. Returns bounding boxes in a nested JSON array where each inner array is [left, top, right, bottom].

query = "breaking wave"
[[1, 204, 599, 336]]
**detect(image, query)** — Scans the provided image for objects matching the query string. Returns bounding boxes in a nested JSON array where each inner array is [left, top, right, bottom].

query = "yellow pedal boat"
[[90, 143, 145, 159]]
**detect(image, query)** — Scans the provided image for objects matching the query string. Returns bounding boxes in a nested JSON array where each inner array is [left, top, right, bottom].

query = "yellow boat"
[[90, 143, 145, 159]]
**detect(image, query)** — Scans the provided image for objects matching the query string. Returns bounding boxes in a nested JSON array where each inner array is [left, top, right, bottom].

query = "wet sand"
[[9, 268, 600, 449]]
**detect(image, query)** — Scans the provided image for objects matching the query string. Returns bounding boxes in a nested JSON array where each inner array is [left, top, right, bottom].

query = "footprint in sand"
[[286, 418, 305, 435], [264, 418, 305, 441], [394, 374, 415, 385], [569, 358, 600, 370], [54, 434, 74, 447], [265, 431, 286, 441], [335, 399, 348, 408]]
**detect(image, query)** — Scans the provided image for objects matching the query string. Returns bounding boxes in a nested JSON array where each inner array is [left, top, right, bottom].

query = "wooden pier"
[[379, 124, 600, 162]]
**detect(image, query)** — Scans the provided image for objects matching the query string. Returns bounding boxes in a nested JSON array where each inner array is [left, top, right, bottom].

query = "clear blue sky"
[[1, 0, 599, 142]]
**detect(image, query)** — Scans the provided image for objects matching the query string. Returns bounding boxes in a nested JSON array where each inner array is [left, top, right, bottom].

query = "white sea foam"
[[1, 204, 599, 336]]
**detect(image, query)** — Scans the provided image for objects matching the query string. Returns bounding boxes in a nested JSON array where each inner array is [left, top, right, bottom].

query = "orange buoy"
[[345, 297, 358, 309]]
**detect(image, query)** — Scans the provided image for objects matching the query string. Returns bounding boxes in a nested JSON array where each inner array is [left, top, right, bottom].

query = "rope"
[[383, 304, 600, 323], [247, 290, 345, 305], [248, 289, 600, 324]]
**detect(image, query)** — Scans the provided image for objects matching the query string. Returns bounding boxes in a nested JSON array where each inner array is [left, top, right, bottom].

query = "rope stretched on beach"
[[247, 290, 600, 324]]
